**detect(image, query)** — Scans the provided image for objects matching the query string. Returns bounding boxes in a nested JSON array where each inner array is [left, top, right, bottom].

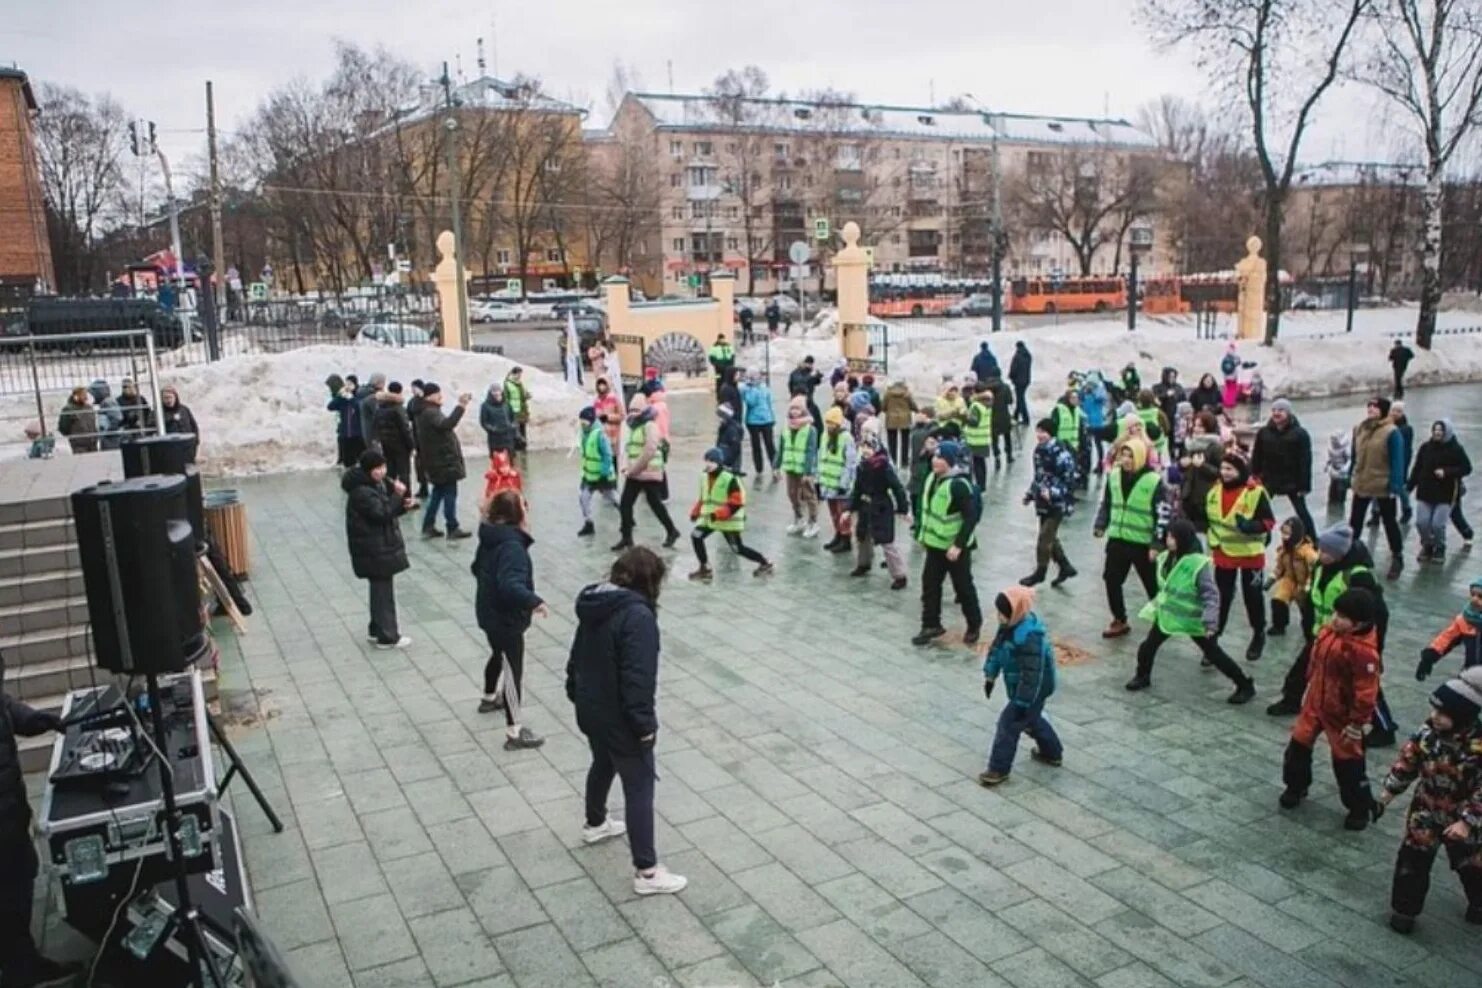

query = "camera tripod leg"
[[209, 714, 284, 833]]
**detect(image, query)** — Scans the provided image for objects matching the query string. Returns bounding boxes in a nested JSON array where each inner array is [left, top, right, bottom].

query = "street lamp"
[[1127, 227, 1153, 332], [1345, 242, 1369, 334]]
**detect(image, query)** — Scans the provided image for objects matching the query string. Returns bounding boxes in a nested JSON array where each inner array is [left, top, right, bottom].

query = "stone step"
[[0, 494, 72, 528], [0, 594, 90, 635], [0, 569, 86, 608], [6, 654, 106, 702], [0, 543, 79, 580], [0, 623, 91, 668], [0, 517, 74, 552]]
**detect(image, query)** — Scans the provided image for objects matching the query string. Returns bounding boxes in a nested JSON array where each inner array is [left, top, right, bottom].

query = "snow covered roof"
[[628, 93, 1155, 149], [1293, 161, 1422, 189], [387, 75, 583, 131]]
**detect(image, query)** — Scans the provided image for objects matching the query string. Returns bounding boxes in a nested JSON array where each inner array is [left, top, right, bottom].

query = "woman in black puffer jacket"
[[343, 449, 409, 647], [1408, 419, 1473, 562], [472, 491, 546, 749]]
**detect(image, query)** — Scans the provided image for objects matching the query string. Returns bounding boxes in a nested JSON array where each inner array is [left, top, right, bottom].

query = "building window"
[[672, 238, 685, 252], [836, 143, 862, 171], [671, 206, 684, 220], [777, 175, 792, 191], [546, 248, 563, 262], [669, 173, 682, 188], [725, 206, 739, 219], [688, 166, 718, 186], [670, 140, 683, 158], [726, 142, 737, 154], [890, 233, 900, 245], [774, 142, 790, 159], [726, 237, 739, 251], [496, 249, 512, 265], [543, 159, 561, 173], [751, 173, 762, 189], [694, 140, 713, 156]]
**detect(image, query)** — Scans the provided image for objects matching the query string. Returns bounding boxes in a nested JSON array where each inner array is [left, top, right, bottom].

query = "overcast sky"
[[12, 0, 1404, 176]]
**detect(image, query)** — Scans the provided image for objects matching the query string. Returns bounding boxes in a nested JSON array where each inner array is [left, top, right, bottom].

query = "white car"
[[357, 322, 434, 346], [470, 300, 524, 323]]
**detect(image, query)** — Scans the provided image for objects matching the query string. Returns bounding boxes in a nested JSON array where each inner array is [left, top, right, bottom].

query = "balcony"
[[687, 184, 726, 202]]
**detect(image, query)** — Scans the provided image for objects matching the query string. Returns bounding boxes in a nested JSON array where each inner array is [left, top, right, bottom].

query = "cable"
[[86, 847, 147, 988]]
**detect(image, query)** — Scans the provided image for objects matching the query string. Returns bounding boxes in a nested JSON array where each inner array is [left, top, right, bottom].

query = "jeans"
[[579, 483, 620, 522], [368, 577, 399, 642], [1104, 538, 1156, 623], [1214, 566, 1266, 637], [747, 424, 777, 473], [483, 627, 525, 727], [423, 482, 459, 532], [1013, 384, 1030, 425], [692, 527, 767, 567], [619, 479, 679, 541], [584, 738, 657, 870], [1415, 499, 1452, 552], [921, 547, 982, 630], [987, 699, 1063, 774], [1349, 495, 1401, 554]]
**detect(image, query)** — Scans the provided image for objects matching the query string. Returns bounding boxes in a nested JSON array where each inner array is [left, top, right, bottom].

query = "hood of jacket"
[[478, 520, 532, 553], [1160, 366, 1178, 385], [885, 381, 910, 397], [88, 380, 111, 403], [1431, 419, 1456, 443], [340, 465, 379, 494], [575, 582, 653, 624], [999, 585, 1036, 626]]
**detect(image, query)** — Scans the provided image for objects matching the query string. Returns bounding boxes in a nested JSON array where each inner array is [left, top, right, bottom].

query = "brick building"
[[0, 68, 53, 291]]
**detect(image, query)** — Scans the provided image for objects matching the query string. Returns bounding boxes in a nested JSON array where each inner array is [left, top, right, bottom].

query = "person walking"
[[687, 448, 774, 581], [612, 394, 681, 551], [779, 398, 820, 538], [593, 378, 623, 450], [1094, 438, 1166, 638], [714, 404, 745, 476], [56, 386, 97, 454], [343, 449, 411, 648], [1080, 373, 1112, 474], [1349, 396, 1406, 579], [566, 547, 687, 895], [1392, 401, 1418, 524], [849, 435, 910, 589], [1152, 367, 1186, 429], [1050, 389, 1088, 488], [963, 386, 994, 488], [480, 384, 518, 457], [765, 298, 782, 337], [819, 407, 858, 554], [977, 585, 1063, 787], [1179, 411, 1224, 531], [1277, 587, 1383, 830], [374, 382, 417, 506], [1009, 341, 1032, 425], [707, 333, 736, 393], [1416, 578, 1482, 680], [415, 383, 474, 540], [1021, 419, 1080, 588], [987, 374, 1014, 466], [1206, 450, 1275, 661], [1268, 518, 1318, 639], [912, 441, 984, 646], [577, 408, 619, 538], [1389, 338, 1415, 398], [503, 368, 531, 451], [358, 372, 386, 450], [88, 379, 123, 450], [159, 385, 200, 461], [1125, 520, 1257, 704], [1250, 398, 1316, 539], [1188, 373, 1222, 415], [970, 342, 999, 385], [882, 379, 915, 466], [1409, 419, 1472, 563], [741, 369, 779, 479], [473, 491, 547, 749], [737, 304, 755, 346]]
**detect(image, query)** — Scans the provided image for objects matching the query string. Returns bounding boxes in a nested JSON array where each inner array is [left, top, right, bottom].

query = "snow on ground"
[[746, 305, 1482, 407]]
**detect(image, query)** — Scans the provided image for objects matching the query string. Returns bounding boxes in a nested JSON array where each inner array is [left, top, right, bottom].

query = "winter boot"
[[963, 626, 982, 645], [662, 531, 681, 549], [688, 566, 713, 583], [1386, 556, 1403, 581], [1227, 678, 1256, 705], [1050, 549, 1077, 588], [977, 770, 1009, 787], [1246, 629, 1265, 662], [1334, 758, 1377, 831], [1124, 674, 1151, 692], [578, 521, 595, 537], [912, 626, 947, 646], [1389, 913, 1416, 934], [1417, 543, 1432, 563], [1102, 619, 1131, 639], [1433, 546, 1447, 564], [890, 577, 908, 590], [1266, 697, 1301, 717], [753, 561, 775, 577], [849, 565, 871, 577], [1278, 787, 1306, 810], [610, 537, 634, 552], [829, 536, 854, 554], [822, 534, 843, 551], [1019, 569, 1046, 587]]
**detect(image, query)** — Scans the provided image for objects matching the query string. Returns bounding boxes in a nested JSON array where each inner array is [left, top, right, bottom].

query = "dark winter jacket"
[[850, 449, 909, 543], [406, 394, 428, 448], [1250, 415, 1313, 496], [416, 402, 467, 484], [328, 391, 359, 440], [1008, 343, 1032, 388], [1, 653, 60, 840], [1027, 438, 1078, 518], [1408, 421, 1472, 505], [118, 392, 155, 434], [1395, 415, 1416, 472], [1152, 368, 1185, 425], [988, 380, 1013, 436], [1188, 380, 1223, 415], [472, 522, 542, 633], [970, 345, 999, 384], [479, 393, 517, 453], [341, 466, 409, 580], [161, 401, 200, 456], [565, 583, 661, 756], [374, 396, 415, 458], [1389, 342, 1415, 372], [788, 366, 822, 399], [716, 413, 745, 472], [983, 612, 1057, 708], [357, 385, 380, 444], [57, 398, 98, 453]]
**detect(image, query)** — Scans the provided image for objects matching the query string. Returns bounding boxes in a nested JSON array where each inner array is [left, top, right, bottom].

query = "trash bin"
[[204, 489, 250, 580]]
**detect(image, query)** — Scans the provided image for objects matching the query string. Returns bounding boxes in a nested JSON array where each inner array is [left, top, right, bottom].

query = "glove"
[[1262, 576, 1276, 592], [1416, 647, 1440, 681], [1234, 515, 1265, 535], [1342, 723, 1366, 742], [983, 678, 996, 700], [41, 712, 64, 733]]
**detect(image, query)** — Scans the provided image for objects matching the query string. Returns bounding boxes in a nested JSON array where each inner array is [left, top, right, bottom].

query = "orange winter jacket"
[[1302, 625, 1381, 728], [1428, 615, 1482, 672]]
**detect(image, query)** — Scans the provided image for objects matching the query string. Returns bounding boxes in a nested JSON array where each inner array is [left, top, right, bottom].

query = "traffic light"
[[128, 121, 139, 156]]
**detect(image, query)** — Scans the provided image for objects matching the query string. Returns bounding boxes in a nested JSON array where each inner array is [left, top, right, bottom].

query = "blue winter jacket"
[[1080, 380, 1110, 430], [741, 383, 776, 426], [982, 613, 1057, 708]]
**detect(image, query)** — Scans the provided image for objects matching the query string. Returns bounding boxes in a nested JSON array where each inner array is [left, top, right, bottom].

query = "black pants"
[[1214, 566, 1266, 637], [1391, 840, 1482, 918], [1350, 495, 1402, 554], [1136, 625, 1249, 686], [747, 424, 777, 473], [413, 446, 429, 496], [1279, 493, 1317, 543], [1104, 538, 1157, 623], [992, 430, 1013, 461], [386, 448, 412, 493], [1392, 367, 1406, 398], [584, 739, 657, 871], [340, 435, 366, 468], [888, 428, 910, 467], [1283, 740, 1374, 817], [619, 479, 679, 541], [0, 835, 39, 978], [1453, 498, 1475, 541], [483, 627, 525, 727], [1269, 598, 1313, 637], [1013, 384, 1030, 425], [368, 577, 399, 643], [970, 453, 989, 489], [921, 547, 982, 631], [515, 420, 529, 451], [692, 527, 767, 567]]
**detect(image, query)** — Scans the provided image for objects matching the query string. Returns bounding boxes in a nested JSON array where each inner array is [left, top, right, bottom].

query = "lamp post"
[[1127, 241, 1150, 332], [1345, 243, 1367, 335]]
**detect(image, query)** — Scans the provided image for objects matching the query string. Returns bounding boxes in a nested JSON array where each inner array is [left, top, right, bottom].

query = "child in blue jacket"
[[979, 585, 1063, 785]]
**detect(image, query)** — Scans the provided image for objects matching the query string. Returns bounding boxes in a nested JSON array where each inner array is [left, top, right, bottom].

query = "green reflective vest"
[[580, 427, 609, 484], [503, 379, 525, 414], [626, 421, 663, 471], [780, 424, 815, 475], [698, 470, 745, 532], [1310, 563, 1369, 633], [1055, 404, 1084, 445], [918, 474, 977, 551], [1205, 484, 1267, 559], [963, 402, 992, 449], [818, 432, 851, 489], [1143, 552, 1211, 637], [1137, 407, 1168, 457], [709, 343, 735, 364], [1106, 469, 1160, 545]]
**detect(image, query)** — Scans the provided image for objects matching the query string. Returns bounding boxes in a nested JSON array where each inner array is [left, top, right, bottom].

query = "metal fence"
[[223, 287, 442, 359]]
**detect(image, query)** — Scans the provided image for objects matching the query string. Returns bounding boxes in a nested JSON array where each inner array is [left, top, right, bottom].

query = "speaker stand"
[[209, 713, 284, 833]]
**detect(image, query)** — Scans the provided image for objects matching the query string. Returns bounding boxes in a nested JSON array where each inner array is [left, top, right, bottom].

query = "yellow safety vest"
[[698, 470, 745, 532], [1205, 484, 1267, 559]]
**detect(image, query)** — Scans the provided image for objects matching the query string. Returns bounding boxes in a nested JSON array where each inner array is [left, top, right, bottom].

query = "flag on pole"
[[564, 310, 580, 384]]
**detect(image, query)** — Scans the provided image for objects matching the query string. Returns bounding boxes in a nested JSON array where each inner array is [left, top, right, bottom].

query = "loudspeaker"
[[122, 435, 204, 545], [72, 476, 206, 675]]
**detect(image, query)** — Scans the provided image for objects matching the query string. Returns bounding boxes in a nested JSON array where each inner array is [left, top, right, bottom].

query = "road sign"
[[789, 264, 809, 280], [248, 282, 268, 301], [788, 240, 811, 266], [505, 278, 521, 294], [396, 259, 411, 273], [813, 218, 830, 242]]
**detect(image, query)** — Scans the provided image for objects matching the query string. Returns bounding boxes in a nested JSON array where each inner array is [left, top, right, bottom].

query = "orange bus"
[[868, 289, 964, 318], [1140, 277, 1189, 315], [1007, 277, 1126, 315]]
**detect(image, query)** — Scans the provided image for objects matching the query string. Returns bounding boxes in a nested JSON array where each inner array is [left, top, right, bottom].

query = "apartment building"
[[1286, 161, 1422, 297], [605, 91, 1171, 298]]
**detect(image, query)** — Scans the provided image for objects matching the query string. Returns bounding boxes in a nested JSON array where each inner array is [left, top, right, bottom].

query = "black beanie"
[[1333, 587, 1376, 627], [388, 381, 403, 394], [995, 592, 1013, 620], [422, 382, 441, 397], [358, 449, 387, 472], [1035, 418, 1057, 434]]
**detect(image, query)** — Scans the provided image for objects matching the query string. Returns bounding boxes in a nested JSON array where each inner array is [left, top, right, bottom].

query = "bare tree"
[[707, 66, 774, 294], [1360, 0, 1482, 347], [583, 135, 661, 281], [1142, 0, 1369, 341], [33, 83, 129, 293], [1010, 148, 1158, 275]]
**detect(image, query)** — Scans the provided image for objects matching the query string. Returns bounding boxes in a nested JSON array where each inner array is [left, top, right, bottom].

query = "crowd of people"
[[26, 378, 198, 460], [323, 335, 1482, 931]]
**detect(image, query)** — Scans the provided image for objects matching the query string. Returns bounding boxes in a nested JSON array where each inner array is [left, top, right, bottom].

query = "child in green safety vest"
[[687, 447, 773, 582], [780, 398, 820, 538], [1093, 438, 1167, 639], [1050, 389, 1088, 489], [820, 406, 858, 553], [912, 441, 984, 647], [577, 407, 619, 538], [1207, 449, 1275, 662], [1126, 519, 1257, 705], [503, 368, 531, 451], [963, 386, 994, 489]]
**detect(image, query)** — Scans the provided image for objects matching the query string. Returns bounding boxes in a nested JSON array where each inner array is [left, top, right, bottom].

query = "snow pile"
[[157, 345, 588, 476], [744, 305, 1482, 404]]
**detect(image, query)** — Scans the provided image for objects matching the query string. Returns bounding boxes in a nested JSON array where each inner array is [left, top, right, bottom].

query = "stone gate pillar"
[[833, 222, 870, 362]]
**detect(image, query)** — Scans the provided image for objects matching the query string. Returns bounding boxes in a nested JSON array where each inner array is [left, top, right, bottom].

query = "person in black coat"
[[565, 547, 687, 896], [374, 383, 417, 505], [414, 383, 473, 539], [479, 385, 517, 456], [407, 380, 430, 499], [1409, 419, 1472, 562], [160, 385, 200, 462], [987, 374, 1014, 464], [1249, 398, 1315, 538], [1008, 341, 1032, 425], [473, 491, 547, 749], [1389, 338, 1415, 397], [343, 450, 410, 647], [1, 649, 75, 987], [849, 437, 910, 587], [1188, 373, 1223, 414]]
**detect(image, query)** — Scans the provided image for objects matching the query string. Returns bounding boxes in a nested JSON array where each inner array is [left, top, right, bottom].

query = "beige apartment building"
[[604, 91, 1173, 298], [1285, 161, 1422, 298]]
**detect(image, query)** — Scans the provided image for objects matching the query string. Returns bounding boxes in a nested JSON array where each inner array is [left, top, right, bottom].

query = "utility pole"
[[206, 81, 226, 313], [989, 127, 1005, 334], [441, 63, 470, 350], [130, 120, 189, 317]]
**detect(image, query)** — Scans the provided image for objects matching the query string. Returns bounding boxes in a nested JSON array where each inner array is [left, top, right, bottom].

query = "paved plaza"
[[38, 384, 1482, 987]]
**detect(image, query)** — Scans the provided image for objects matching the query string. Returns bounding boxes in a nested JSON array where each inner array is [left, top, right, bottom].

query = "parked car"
[[357, 322, 435, 346], [552, 301, 604, 320], [20, 297, 194, 354], [944, 293, 996, 317], [1289, 291, 1320, 310], [470, 300, 524, 323]]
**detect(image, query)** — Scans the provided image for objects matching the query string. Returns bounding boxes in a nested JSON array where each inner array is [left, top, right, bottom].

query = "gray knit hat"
[[1271, 398, 1294, 416], [1317, 524, 1354, 559]]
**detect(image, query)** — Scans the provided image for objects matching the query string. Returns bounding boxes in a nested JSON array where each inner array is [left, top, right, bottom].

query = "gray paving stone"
[[749, 823, 855, 885], [730, 861, 840, 932], [341, 767, 413, 816], [993, 946, 1098, 988], [795, 918, 930, 988], [254, 879, 335, 952], [244, 827, 315, 891], [919, 845, 1034, 911], [406, 907, 504, 987], [402, 774, 475, 827], [1094, 963, 1180, 988], [850, 800, 953, 857], [360, 806, 436, 862], [380, 851, 466, 919], [675, 814, 772, 872], [284, 940, 353, 988], [328, 893, 419, 972], [616, 895, 726, 969], [425, 816, 510, 876], [706, 903, 823, 983], [889, 930, 1008, 988], [297, 794, 363, 851], [352, 957, 434, 988], [310, 839, 390, 905], [1002, 856, 1126, 926], [492, 922, 597, 988], [496, 827, 585, 889], [903, 885, 1031, 964], [997, 898, 1133, 978], [925, 810, 1037, 869], [657, 848, 751, 917], [579, 937, 672, 988], [1092, 911, 1240, 988], [534, 876, 633, 952], [1089, 868, 1222, 938], [465, 786, 545, 837], [1193, 922, 1343, 988], [458, 866, 549, 937], [1182, 878, 1326, 954], [833, 836, 944, 899]]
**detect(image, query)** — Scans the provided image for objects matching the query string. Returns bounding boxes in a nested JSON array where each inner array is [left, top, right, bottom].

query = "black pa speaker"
[[122, 434, 204, 545], [72, 476, 206, 675]]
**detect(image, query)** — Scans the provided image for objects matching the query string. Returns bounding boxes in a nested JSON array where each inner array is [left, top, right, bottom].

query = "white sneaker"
[[374, 636, 412, 650], [634, 864, 688, 896], [802, 524, 819, 539], [582, 817, 628, 845], [785, 521, 803, 535]]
